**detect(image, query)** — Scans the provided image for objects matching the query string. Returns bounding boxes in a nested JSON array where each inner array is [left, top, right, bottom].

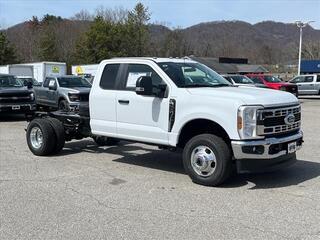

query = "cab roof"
[[105, 57, 197, 64]]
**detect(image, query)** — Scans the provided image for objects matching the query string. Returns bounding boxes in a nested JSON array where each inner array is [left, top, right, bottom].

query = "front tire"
[[58, 99, 70, 111], [183, 134, 232, 186], [26, 119, 57, 156]]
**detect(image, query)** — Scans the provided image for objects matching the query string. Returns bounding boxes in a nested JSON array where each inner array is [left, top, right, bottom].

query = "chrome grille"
[[257, 105, 301, 136]]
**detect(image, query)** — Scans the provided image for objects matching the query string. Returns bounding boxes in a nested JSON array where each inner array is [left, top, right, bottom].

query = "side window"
[[317, 75, 320, 82], [100, 64, 120, 90], [43, 77, 54, 87], [291, 77, 300, 83], [304, 76, 314, 83], [124, 64, 163, 90], [43, 78, 50, 87]]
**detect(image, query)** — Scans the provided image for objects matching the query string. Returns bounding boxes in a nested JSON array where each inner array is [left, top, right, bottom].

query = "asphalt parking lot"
[[0, 97, 320, 240]]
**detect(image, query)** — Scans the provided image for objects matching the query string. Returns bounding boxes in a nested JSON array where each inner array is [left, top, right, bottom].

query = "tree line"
[[0, 2, 319, 66]]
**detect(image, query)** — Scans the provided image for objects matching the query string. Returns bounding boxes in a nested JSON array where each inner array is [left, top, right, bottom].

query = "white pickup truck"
[[25, 58, 303, 186]]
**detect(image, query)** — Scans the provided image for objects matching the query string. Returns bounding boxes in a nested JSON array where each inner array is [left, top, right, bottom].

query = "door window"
[[317, 75, 320, 82], [43, 77, 55, 87], [124, 64, 164, 90], [291, 77, 302, 83], [304, 76, 314, 83], [100, 64, 120, 90]]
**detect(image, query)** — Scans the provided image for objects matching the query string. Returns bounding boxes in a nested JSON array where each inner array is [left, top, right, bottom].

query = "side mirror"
[[25, 81, 33, 89], [136, 76, 153, 96]]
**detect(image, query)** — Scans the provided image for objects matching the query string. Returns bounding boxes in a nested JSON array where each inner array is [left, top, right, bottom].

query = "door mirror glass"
[[136, 76, 153, 96]]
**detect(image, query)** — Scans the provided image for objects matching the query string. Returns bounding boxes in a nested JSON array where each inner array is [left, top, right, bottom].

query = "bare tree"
[[95, 5, 128, 23], [72, 10, 93, 21]]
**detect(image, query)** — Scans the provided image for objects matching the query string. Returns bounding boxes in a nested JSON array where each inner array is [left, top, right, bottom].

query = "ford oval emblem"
[[284, 114, 295, 125]]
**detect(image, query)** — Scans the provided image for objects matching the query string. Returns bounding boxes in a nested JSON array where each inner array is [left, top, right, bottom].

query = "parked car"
[[0, 74, 36, 114], [222, 74, 268, 88], [34, 75, 91, 112], [26, 58, 303, 186], [246, 74, 298, 96], [16, 76, 42, 87], [289, 74, 320, 95]]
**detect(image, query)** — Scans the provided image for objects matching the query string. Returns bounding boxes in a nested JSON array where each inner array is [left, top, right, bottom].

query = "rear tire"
[[46, 117, 65, 154], [182, 134, 232, 186], [26, 118, 57, 156], [93, 136, 120, 146]]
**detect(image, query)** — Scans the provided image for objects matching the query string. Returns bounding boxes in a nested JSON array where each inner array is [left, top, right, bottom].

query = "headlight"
[[237, 105, 263, 139], [68, 93, 80, 102], [280, 86, 286, 91], [30, 93, 35, 101]]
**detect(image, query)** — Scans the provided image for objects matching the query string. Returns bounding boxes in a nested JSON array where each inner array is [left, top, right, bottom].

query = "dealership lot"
[[0, 97, 319, 240]]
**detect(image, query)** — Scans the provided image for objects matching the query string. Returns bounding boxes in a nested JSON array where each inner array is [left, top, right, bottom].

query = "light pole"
[[295, 20, 315, 75]]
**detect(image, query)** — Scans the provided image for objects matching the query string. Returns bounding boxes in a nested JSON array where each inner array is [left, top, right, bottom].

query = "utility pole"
[[295, 20, 315, 75]]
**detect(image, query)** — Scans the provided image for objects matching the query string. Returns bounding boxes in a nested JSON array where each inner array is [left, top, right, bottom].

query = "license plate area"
[[288, 142, 297, 154], [12, 106, 20, 110]]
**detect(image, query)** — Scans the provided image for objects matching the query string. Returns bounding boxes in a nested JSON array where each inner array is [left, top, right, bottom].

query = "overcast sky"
[[0, 0, 319, 29]]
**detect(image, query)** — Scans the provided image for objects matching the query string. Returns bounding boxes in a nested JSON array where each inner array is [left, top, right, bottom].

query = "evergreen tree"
[[126, 3, 151, 56], [38, 28, 59, 61], [0, 32, 17, 65]]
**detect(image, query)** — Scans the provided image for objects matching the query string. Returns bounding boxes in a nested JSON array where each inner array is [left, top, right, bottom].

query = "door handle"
[[118, 100, 129, 104]]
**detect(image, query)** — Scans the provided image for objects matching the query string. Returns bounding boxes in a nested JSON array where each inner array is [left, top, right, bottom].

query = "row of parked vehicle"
[[0, 69, 319, 116], [0, 74, 92, 114]]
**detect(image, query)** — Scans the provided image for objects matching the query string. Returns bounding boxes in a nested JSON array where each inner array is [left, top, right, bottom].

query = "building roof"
[[189, 57, 238, 74], [189, 56, 268, 74], [236, 64, 268, 73]]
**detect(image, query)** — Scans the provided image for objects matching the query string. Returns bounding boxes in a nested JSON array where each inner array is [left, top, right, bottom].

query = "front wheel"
[[58, 99, 70, 111], [183, 134, 232, 186]]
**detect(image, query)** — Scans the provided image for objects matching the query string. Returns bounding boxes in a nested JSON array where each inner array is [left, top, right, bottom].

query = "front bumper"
[[231, 131, 303, 160], [0, 103, 36, 113]]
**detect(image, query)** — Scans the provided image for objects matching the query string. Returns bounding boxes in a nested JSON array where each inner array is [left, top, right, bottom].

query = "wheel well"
[[58, 97, 66, 103], [177, 119, 231, 148]]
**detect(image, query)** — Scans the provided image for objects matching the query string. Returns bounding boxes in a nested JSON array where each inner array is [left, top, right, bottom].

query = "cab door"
[[47, 78, 59, 106], [116, 63, 170, 145]]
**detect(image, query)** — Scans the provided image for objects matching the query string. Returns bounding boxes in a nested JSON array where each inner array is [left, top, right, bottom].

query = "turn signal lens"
[[237, 116, 243, 130]]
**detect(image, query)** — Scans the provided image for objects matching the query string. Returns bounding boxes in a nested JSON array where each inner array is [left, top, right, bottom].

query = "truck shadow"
[[0, 113, 27, 122], [62, 140, 320, 189]]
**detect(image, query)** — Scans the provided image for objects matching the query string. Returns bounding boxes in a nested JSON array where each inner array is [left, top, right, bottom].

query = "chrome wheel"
[[191, 145, 217, 177], [30, 127, 43, 149]]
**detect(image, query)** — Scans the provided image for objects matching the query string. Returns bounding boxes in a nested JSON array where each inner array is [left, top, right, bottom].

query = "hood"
[[61, 87, 91, 94], [0, 86, 33, 94], [187, 86, 298, 106]]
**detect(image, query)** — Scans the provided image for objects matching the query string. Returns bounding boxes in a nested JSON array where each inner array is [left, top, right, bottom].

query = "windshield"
[[57, 77, 91, 88], [17, 77, 41, 86], [0, 75, 23, 88], [157, 62, 231, 88], [229, 75, 254, 84], [264, 76, 282, 83]]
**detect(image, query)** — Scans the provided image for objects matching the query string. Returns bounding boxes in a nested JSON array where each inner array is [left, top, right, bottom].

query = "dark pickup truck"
[[0, 74, 36, 114]]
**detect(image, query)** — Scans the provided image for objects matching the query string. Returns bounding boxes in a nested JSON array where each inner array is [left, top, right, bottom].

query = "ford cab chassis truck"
[[25, 58, 303, 186]]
